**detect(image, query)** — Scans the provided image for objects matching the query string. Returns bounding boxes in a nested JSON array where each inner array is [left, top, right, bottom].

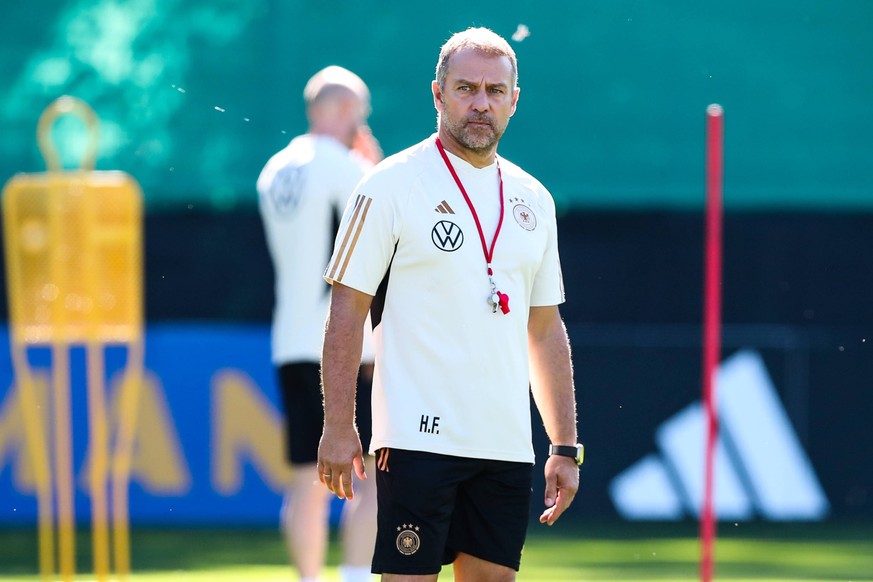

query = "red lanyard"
[[435, 138, 504, 275], [436, 137, 510, 314]]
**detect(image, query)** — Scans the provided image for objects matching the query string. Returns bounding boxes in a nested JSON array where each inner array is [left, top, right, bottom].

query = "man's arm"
[[318, 282, 373, 500], [528, 304, 579, 525]]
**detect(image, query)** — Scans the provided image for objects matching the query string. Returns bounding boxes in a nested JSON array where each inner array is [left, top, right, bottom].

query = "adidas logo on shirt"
[[435, 200, 455, 214]]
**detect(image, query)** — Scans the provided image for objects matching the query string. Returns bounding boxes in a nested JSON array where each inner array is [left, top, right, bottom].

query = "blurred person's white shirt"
[[258, 134, 375, 365]]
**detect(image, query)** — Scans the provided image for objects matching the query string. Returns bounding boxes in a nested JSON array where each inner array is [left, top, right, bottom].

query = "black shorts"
[[372, 448, 532, 575], [277, 362, 372, 465]]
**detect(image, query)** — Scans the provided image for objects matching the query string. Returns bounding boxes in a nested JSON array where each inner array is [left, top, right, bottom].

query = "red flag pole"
[[701, 103, 724, 582]]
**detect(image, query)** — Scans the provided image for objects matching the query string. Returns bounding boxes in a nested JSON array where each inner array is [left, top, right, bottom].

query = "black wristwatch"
[[549, 443, 584, 466]]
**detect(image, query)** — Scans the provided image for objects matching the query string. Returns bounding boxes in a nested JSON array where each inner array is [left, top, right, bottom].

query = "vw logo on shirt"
[[431, 220, 464, 251], [268, 166, 305, 214]]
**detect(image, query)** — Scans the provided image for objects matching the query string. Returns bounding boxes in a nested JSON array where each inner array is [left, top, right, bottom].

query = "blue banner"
[[0, 324, 304, 525]]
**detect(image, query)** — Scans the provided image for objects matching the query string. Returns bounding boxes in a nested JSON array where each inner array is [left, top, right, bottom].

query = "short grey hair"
[[435, 27, 518, 90], [303, 66, 371, 114]]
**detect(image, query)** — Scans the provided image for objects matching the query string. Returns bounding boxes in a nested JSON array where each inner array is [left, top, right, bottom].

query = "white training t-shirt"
[[325, 135, 564, 463], [258, 134, 375, 365]]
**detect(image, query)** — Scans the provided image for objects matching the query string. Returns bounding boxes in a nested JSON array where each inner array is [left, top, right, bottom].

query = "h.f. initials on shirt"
[[420, 415, 440, 435]]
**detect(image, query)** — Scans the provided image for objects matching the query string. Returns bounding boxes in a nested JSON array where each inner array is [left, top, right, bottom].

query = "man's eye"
[[489, 88, 505, 94], [457, 86, 471, 92]]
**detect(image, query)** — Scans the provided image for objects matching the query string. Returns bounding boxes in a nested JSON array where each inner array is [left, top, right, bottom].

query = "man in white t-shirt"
[[318, 29, 581, 581], [257, 66, 380, 582]]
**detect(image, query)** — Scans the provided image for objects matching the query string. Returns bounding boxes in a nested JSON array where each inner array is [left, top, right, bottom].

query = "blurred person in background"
[[318, 28, 579, 581], [257, 65, 382, 582]]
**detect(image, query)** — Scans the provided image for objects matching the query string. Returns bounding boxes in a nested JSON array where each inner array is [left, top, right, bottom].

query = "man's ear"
[[432, 80, 444, 111], [510, 86, 520, 117]]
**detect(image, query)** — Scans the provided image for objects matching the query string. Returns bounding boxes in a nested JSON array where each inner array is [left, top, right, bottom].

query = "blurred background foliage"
[[1, 0, 871, 212]]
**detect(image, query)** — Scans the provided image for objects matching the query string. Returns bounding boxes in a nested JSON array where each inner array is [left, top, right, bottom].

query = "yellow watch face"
[[550, 443, 584, 465]]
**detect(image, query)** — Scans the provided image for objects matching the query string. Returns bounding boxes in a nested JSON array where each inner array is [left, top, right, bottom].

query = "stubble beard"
[[443, 114, 507, 153]]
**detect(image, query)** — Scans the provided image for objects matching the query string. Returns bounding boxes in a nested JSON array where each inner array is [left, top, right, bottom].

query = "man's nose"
[[471, 88, 489, 111]]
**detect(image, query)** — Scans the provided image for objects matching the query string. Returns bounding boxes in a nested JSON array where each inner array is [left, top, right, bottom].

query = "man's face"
[[433, 48, 519, 153], [334, 92, 368, 148]]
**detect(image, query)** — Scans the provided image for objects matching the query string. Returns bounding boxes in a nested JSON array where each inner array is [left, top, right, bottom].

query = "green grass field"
[[0, 521, 870, 581]]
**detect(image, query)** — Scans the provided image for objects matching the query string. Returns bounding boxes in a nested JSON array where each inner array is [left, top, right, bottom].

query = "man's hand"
[[319, 282, 373, 500], [352, 125, 383, 165], [539, 454, 579, 525], [317, 424, 367, 500]]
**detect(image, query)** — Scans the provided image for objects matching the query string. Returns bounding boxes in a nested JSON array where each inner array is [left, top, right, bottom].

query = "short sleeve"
[[324, 172, 401, 296], [529, 188, 566, 307]]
